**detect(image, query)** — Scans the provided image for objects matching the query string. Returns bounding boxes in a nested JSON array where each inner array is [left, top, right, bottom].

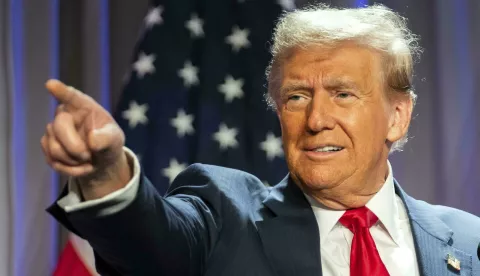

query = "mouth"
[[303, 145, 345, 159], [311, 146, 344, 152]]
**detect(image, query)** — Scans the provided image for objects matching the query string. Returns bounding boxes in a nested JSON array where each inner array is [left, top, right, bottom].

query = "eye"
[[288, 95, 305, 101], [336, 92, 352, 99], [285, 94, 310, 111]]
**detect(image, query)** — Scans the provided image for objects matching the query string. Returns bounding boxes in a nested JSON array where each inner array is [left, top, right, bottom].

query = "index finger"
[[45, 79, 91, 109]]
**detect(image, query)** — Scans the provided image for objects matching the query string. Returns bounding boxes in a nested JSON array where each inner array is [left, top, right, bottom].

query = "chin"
[[292, 163, 351, 191]]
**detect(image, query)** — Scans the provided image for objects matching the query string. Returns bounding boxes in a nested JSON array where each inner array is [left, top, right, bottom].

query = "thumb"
[[88, 123, 125, 153]]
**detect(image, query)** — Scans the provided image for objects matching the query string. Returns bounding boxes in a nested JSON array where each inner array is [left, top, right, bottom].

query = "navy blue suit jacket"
[[48, 164, 480, 276]]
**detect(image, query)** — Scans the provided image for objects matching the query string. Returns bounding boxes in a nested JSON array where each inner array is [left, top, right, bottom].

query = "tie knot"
[[339, 206, 378, 233]]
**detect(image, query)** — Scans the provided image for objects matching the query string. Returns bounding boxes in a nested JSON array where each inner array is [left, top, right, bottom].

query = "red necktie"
[[339, 206, 390, 276]]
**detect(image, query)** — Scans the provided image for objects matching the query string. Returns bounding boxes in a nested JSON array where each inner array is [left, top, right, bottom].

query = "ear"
[[386, 95, 413, 143]]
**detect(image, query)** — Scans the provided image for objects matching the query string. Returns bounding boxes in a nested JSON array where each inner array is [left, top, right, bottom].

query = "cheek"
[[340, 106, 389, 148], [280, 114, 305, 147]]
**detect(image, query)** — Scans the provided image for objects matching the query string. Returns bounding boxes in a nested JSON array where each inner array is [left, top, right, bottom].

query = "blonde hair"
[[265, 4, 421, 152]]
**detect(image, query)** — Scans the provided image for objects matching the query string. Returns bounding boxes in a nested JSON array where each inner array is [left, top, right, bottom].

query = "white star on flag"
[[213, 123, 239, 150], [122, 101, 149, 129], [145, 6, 164, 28], [277, 0, 295, 10], [218, 75, 244, 103], [185, 14, 204, 38], [170, 109, 195, 137], [260, 132, 283, 160], [133, 52, 156, 78], [226, 26, 250, 52], [178, 61, 199, 87], [162, 158, 188, 184]]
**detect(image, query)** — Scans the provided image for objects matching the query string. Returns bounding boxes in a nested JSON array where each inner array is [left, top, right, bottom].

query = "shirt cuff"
[[56, 147, 141, 215]]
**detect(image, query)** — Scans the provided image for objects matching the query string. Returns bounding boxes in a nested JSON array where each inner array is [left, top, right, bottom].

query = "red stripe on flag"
[[53, 240, 93, 276]]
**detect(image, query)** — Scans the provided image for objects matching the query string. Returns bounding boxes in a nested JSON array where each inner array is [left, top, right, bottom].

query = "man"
[[44, 4, 480, 276]]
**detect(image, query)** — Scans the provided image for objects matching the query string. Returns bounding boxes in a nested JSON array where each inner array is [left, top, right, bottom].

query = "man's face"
[[275, 43, 411, 194]]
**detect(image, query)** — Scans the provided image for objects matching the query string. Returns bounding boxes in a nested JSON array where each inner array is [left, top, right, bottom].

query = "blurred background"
[[0, 0, 479, 275]]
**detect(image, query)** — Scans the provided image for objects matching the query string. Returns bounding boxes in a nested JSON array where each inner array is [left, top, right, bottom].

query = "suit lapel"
[[395, 181, 473, 276], [256, 176, 322, 276], [255, 177, 474, 276]]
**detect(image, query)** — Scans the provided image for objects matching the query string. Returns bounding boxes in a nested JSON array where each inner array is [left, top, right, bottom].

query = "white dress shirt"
[[58, 149, 420, 275], [57, 147, 141, 215], [306, 162, 420, 276]]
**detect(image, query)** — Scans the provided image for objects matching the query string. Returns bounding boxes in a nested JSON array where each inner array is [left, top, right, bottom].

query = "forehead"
[[280, 43, 383, 87]]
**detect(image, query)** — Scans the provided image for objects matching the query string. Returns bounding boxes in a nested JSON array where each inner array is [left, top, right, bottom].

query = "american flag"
[[114, 0, 295, 194]]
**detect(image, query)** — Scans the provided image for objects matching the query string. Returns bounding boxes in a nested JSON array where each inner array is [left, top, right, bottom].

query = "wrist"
[[79, 150, 133, 200]]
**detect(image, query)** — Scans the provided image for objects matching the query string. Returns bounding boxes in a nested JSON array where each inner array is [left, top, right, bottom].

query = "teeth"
[[314, 146, 343, 152]]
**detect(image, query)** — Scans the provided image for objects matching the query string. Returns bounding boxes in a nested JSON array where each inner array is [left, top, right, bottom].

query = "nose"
[[306, 93, 335, 133]]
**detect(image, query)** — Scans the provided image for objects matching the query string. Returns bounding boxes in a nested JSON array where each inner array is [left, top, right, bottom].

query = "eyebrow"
[[322, 77, 359, 90], [279, 82, 313, 96], [279, 77, 360, 96]]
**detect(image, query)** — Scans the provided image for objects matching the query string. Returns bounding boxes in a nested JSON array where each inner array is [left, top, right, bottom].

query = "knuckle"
[[49, 140, 65, 159], [55, 104, 65, 115], [40, 135, 47, 146], [40, 137, 50, 155], [46, 123, 53, 135], [53, 113, 75, 136], [54, 111, 70, 124], [48, 138, 82, 165]]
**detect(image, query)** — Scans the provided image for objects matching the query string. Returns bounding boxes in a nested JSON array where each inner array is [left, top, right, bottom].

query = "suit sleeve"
[[56, 147, 141, 215], [47, 162, 224, 276]]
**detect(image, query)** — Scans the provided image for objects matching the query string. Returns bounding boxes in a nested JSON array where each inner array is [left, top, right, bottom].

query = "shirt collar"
[[365, 161, 401, 245], [305, 160, 401, 245]]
